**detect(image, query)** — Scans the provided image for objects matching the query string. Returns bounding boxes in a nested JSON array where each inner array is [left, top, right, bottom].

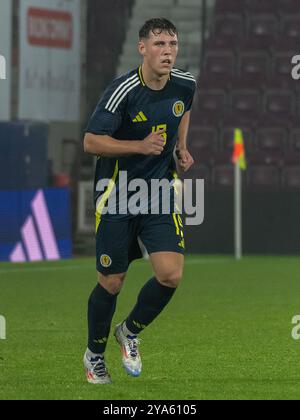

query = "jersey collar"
[[138, 65, 171, 88], [138, 66, 146, 86]]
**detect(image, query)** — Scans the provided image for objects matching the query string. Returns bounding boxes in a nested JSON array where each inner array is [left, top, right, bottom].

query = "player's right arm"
[[84, 130, 166, 157], [84, 74, 165, 157]]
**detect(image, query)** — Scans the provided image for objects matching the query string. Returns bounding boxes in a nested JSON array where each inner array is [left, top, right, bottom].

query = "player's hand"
[[140, 129, 166, 156], [176, 148, 194, 172]]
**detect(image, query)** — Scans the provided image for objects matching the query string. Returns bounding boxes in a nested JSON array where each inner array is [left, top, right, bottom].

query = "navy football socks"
[[125, 277, 176, 335], [88, 283, 118, 354]]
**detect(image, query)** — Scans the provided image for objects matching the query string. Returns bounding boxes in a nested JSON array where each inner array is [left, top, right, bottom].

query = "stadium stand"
[[189, 0, 300, 191], [117, 0, 209, 76]]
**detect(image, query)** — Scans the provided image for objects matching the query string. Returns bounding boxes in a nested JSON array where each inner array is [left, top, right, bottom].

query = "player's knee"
[[156, 270, 183, 288], [98, 273, 126, 295]]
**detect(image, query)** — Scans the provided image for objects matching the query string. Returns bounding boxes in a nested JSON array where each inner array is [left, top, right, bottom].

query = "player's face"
[[139, 30, 179, 76]]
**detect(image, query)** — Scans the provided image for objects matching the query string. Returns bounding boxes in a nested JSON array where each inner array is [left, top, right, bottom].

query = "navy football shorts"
[[96, 213, 185, 275]]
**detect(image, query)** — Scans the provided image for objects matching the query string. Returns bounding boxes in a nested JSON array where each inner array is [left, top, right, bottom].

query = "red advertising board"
[[27, 7, 72, 49]]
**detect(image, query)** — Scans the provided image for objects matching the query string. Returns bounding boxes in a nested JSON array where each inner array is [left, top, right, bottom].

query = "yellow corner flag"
[[232, 128, 247, 170]]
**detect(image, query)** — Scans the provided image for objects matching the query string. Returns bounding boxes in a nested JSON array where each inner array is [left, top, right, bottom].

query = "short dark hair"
[[139, 18, 178, 40]]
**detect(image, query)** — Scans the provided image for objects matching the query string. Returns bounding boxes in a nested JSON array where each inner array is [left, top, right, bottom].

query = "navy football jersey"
[[86, 66, 196, 222]]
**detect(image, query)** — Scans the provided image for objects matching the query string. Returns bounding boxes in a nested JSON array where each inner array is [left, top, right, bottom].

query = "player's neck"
[[141, 63, 169, 91]]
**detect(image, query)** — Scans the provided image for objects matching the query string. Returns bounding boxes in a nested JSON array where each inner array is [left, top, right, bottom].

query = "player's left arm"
[[176, 110, 194, 173]]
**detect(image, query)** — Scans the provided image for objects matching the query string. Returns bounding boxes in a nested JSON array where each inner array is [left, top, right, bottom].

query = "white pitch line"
[[186, 258, 228, 265], [0, 258, 229, 275], [0, 264, 93, 275]]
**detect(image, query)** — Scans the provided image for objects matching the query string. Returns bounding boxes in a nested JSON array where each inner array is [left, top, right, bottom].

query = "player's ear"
[[138, 40, 146, 57]]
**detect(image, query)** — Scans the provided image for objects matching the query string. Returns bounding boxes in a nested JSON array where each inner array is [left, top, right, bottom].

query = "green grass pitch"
[[1, 255, 300, 400]]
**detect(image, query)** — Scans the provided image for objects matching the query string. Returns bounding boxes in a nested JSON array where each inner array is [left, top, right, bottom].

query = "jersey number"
[[152, 124, 167, 146]]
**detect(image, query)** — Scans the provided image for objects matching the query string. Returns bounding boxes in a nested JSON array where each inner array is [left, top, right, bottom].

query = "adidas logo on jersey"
[[133, 111, 148, 123]]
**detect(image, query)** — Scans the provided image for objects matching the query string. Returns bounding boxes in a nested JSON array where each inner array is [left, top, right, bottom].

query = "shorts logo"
[[173, 101, 185, 117], [100, 254, 112, 268]]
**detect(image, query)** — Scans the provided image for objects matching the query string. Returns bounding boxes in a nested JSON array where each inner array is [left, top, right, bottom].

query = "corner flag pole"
[[234, 160, 242, 260], [232, 129, 246, 261]]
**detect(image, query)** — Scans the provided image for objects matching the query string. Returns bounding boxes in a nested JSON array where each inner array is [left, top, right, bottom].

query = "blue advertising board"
[[0, 122, 48, 190], [0, 188, 72, 262]]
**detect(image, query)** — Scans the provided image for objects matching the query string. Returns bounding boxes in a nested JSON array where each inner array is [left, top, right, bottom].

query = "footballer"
[[83, 18, 196, 384]]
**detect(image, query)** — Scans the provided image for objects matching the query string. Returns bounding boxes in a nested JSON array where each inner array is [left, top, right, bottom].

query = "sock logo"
[[100, 254, 112, 268], [93, 337, 107, 345], [133, 320, 146, 330]]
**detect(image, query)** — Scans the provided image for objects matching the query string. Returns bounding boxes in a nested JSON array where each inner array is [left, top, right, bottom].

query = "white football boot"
[[83, 350, 112, 384], [114, 323, 142, 377]]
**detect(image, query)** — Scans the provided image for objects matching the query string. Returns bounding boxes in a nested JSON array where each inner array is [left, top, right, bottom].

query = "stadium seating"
[[282, 166, 300, 190], [230, 88, 262, 118], [203, 50, 236, 78], [190, 109, 220, 127], [257, 113, 292, 131], [280, 15, 300, 40], [246, 0, 276, 14], [289, 128, 300, 152], [189, 0, 300, 191], [189, 125, 219, 154], [248, 151, 283, 166], [215, 0, 247, 15], [214, 14, 245, 40], [264, 89, 296, 117], [239, 51, 270, 80], [216, 0, 300, 17], [198, 74, 231, 90], [221, 110, 257, 130], [213, 149, 232, 162], [205, 36, 236, 51], [284, 151, 300, 165], [272, 52, 292, 78], [213, 164, 235, 190], [247, 14, 279, 40], [247, 165, 281, 190], [277, 0, 300, 14], [196, 88, 227, 116], [255, 127, 288, 153]]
